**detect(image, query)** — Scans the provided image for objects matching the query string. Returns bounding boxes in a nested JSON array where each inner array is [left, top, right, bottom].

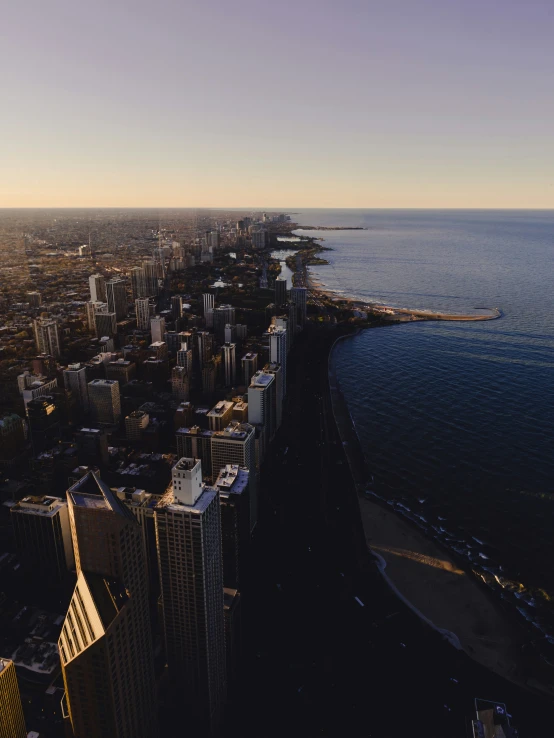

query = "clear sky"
[[2, 0, 554, 208]]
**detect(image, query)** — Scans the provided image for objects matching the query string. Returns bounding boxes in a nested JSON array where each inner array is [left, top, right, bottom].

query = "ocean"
[[294, 209, 554, 595]]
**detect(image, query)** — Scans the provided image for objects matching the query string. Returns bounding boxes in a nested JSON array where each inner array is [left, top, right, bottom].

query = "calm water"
[[295, 209, 554, 592]]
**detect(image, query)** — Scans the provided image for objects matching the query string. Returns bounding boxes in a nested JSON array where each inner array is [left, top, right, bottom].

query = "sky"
[[2, 0, 554, 208]]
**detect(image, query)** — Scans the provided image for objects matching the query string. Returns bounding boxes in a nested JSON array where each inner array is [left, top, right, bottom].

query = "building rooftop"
[[11, 495, 65, 516], [215, 465, 249, 495], [250, 371, 274, 387], [68, 471, 135, 522], [157, 484, 217, 515], [214, 421, 254, 441], [208, 400, 234, 417], [174, 457, 200, 472], [176, 426, 213, 438], [88, 379, 118, 386]]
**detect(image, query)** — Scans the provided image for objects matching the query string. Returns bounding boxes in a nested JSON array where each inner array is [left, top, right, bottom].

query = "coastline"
[[327, 327, 554, 698]]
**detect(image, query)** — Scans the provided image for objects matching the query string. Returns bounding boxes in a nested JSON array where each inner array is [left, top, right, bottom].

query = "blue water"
[[295, 209, 554, 591]]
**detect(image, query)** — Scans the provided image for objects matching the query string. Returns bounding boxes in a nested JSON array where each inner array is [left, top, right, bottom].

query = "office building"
[[26, 396, 61, 454], [222, 342, 237, 387], [11, 495, 74, 585], [241, 352, 258, 387], [214, 465, 250, 589], [135, 297, 152, 330], [130, 266, 147, 300], [64, 363, 89, 411], [290, 286, 307, 326], [27, 290, 41, 307], [106, 279, 127, 321], [0, 658, 26, 738], [263, 361, 283, 430], [224, 324, 236, 344], [89, 273, 106, 303], [106, 359, 136, 385], [21, 375, 58, 409], [177, 344, 193, 372], [34, 318, 60, 358], [248, 370, 276, 443], [75, 427, 109, 466], [88, 379, 121, 425], [197, 331, 214, 365], [176, 426, 213, 478], [94, 311, 117, 339], [208, 400, 234, 432], [171, 365, 190, 401], [86, 300, 104, 332], [142, 260, 159, 296], [154, 459, 225, 734], [171, 295, 183, 320], [211, 422, 257, 530], [213, 305, 235, 341], [251, 229, 267, 249], [59, 472, 157, 738], [275, 277, 288, 305], [202, 362, 216, 395], [235, 323, 248, 340], [150, 316, 165, 343], [125, 410, 149, 440], [269, 325, 287, 395]]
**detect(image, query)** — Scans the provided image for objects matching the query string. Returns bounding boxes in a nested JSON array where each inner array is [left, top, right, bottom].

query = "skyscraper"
[[59, 471, 158, 738], [26, 396, 61, 454], [290, 286, 307, 327], [176, 344, 193, 372], [88, 379, 121, 425], [135, 297, 152, 330], [214, 464, 250, 589], [176, 426, 213, 477], [275, 277, 288, 305], [11, 494, 74, 586], [106, 279, 128, 321], [222, 342, 237, 386], [86, 301, 105, 332], [89, 273, 107, 303], [94, 311, 117, 339], [213, 305, 235, 341], [142, 260, 159, 296], [211, 422, 257, 531], [0, 658, 26, 738], [241, 352, 258, 387], [63, 363, 89, 411], [154, 459, 225, 734], [269, 325, 287, 395], [196, 331, 214, 365], [33, 318, 60, 358], [171, 365, 190, 401], [263, 361, 283, 430], [150, 316, 166, 343], [248, 370, 276, 444], [171, 295, 183, 320], [207, 400, 235, 432], [130, 266, 147, 300]]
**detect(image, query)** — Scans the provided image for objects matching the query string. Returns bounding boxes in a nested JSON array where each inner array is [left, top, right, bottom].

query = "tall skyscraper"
[[269, 325, 287, 395], [154, 459, 225, 734], [86, 300, 105, 332], [290, 286, 307, 326], [135, 298, 152, 330], [248, 370, 276, 444], [171, 295, 183, 320], [130, 266, 147, 300], [171, 365, 190, 401], [202, 292, 215, 315], [33, 318, 60, 358], [213, 305, 235, 341], [59, 471, 158, 738], [222, 342, 237, 386], [150, 316, 166, 343], [263, 361, 283, 430], [63, 363, 89, 411], [89, 273, 107, 303], [241, 352, 258, 387], [88, 379, 121, 425], [211, 422, 257, 531], [214, 464, 250, 589], [106, 279, 128, 321], [26, 396, 61, 454], [0, 658, 27, 738], [27, 290, 42, 307], [275, 277, 288, 305], [11, 495, 74, 586], [196, 331, 214, 365], [177, 343, 193, 372], [142, 260, 159, 296]]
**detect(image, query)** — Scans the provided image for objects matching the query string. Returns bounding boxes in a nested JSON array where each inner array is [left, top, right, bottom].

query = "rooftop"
[[158, 484, 217, 515], [215, 465, 249, 495], [208, 400, 234, 417], [250, 371, 274, 387], [12, 495, 66, 516]]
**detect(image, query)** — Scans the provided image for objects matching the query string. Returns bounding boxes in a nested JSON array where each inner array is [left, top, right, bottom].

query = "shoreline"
[[327, 327, 554, 698]]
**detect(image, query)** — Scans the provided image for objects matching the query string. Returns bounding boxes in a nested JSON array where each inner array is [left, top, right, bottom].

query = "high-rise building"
[[176, 426, 213, 477], [88, 379, 121, 425], [275, 277, 288, 305], [214, 465, 250, 589], [241, 352, 258, 387], [177, 344, 193, 372], [0, 413, 26, 467], [130, 266, 147, 300], [142, 260, 159, 296], [196, 331, 214, 365], [86, 300, 105, 332], [251, 229, 267, 249], [34, 318, 60, 358], [269, 325, 287, 395], [154, 459, 225, 734], [222, 342, 237, 387], [27, 290, 42, 307], [171, 295, 183, 320], [135, 297, 152, 330], [171, 365, 190, 401], [248, 370, 276, 444], [290, 286, 307, 326], [106, 279, 127, 321], [75, 426, 109, 466], [0, 658, 27, 738], [63, 363, 89, 411], [263, 361, 283, 430], [211, 422, 257, 530], [11, 495, 74, 585], [89, 273, 107, 303], [224, 324, 236, 344], [21, 374, 58, 409], [150, 316, 165, 343], [207, 400, 234, 432], [213, 305, 235, 341], [202, 362, 216, 395], [26, 396, 61, 454], [125, 410, 150, 440], [106, 359, 136, 385], [94, 311, 117, 339], [59, 471, 158, 738]]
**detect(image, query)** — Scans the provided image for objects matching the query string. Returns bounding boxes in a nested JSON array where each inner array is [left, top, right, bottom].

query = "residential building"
[[0, 414, 26, 467], [211, 422, 257, 530], [214, 465, 250, 589], [150, 316, 166, 343], [177, 344, 193, 372], [263, 361, 283, 430], [275, 277, 288, 305], [171, 365, 190, 401], [106, 359, 136, 385], [135, 297, 152, 330], [269, 325, 287, 395], [290, 286, 307, 326], [154, 459, 225, 734], [89, 273, 106, 303], [241, 352, 258, 386], [94, 311, 117, 339], [27, 290, 42, 307], [34, 318, 60, 358], [26, 396, 61, 454], [248, 370, 276, 444]]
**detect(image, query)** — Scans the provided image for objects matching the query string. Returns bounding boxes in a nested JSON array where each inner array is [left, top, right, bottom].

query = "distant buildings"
[[275, 277, 288, 305], [290, 286, 307, 327], [150, 316, 165, 343], [27, 290, 42, 307], [89, 273, 106, 303], [0, 658, 26, 738], [106, 278, 127, 320]]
